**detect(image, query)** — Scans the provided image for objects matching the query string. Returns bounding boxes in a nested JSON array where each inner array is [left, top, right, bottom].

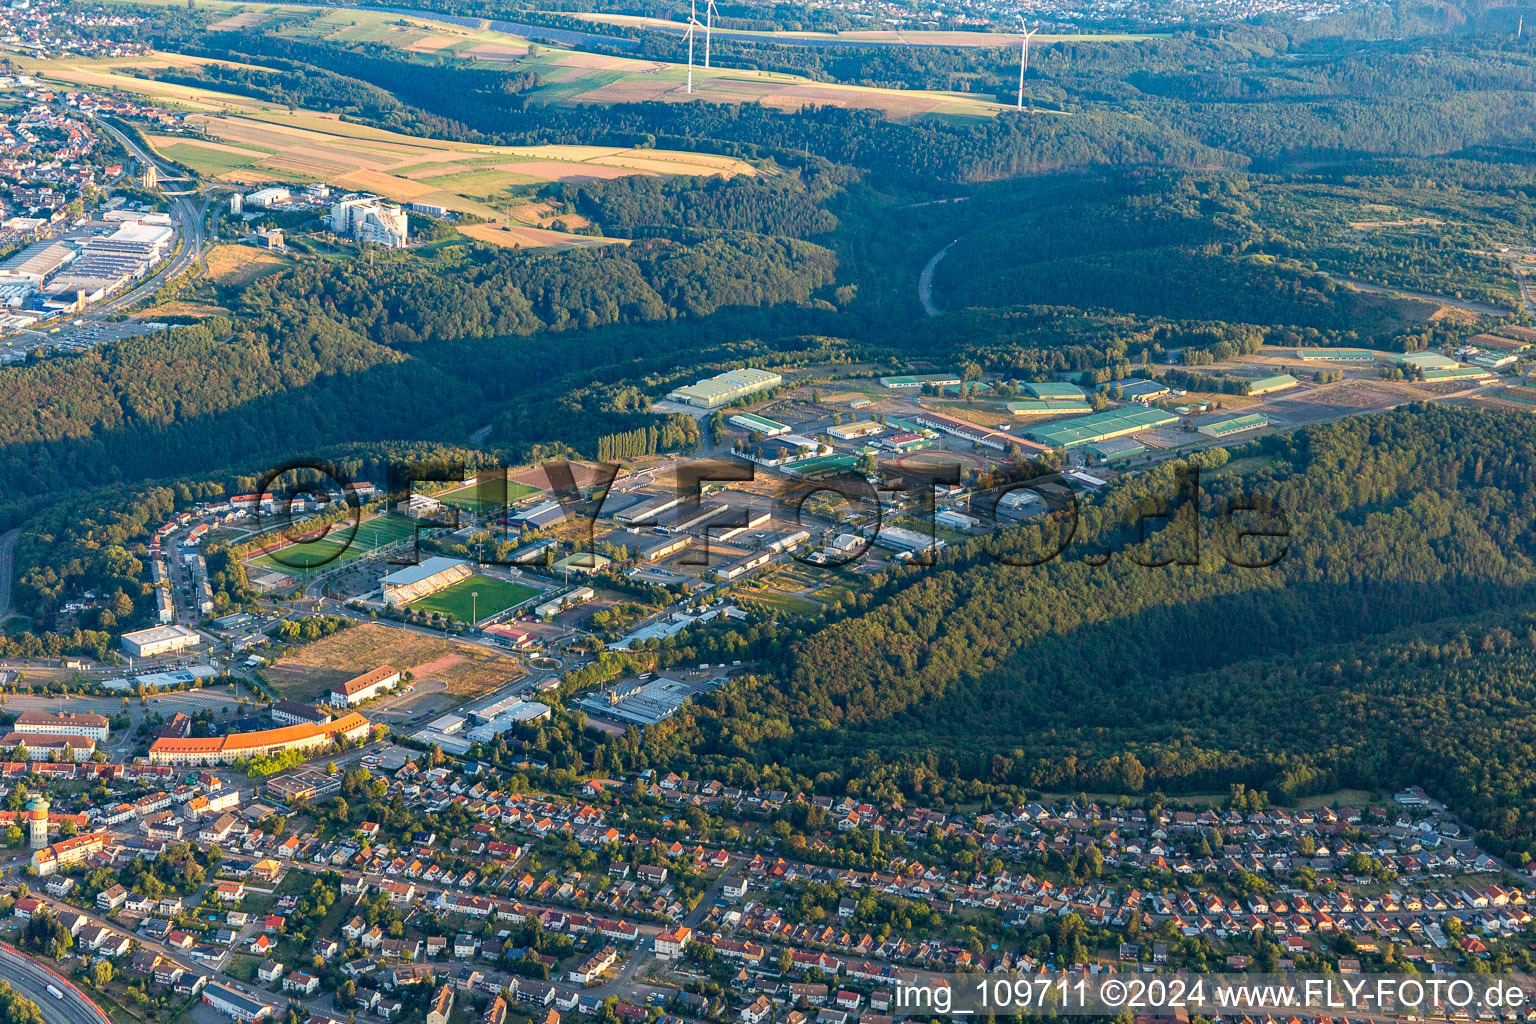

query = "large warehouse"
[[121, 624, 201, 659], [666, 367, 782, 408], [1245, 373, 1300, 396], [381, 556, 472, 607], [1027, 407, 1177, 449]]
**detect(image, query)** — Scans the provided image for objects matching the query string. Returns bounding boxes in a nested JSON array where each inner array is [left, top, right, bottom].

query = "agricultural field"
[[559, 11, 1152, 47], [22, 52, 758, 226], [408, 574, 541, 623], [94, 0, 1015, 120], [265, 621, 525, 702], [244, 513, 417, 572]]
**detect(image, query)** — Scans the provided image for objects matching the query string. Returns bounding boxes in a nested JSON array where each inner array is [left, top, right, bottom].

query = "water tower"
[[25, 796, 48, 851]]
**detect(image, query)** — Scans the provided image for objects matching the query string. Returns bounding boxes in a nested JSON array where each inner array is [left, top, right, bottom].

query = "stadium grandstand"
[[380, 556, 472, 607]]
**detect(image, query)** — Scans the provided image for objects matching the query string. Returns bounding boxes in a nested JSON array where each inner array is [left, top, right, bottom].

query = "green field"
[[245, 514, 418, 572], [409, 574, 540, 623], [435, 479, 541, 513]]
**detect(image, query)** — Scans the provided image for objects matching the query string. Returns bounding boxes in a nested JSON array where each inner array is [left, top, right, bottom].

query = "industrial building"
[[879, 373, 962, 389], [380, 556, 472, 607], [1098, 378, 1171, 403], [245, 186, 291, 208], [330, 194, 409, 247], [534, 586, 594, 618], [1027, 407, 1177, 449], [1422, 366, 1494, 382], [1295, 348, 1377, 361], [0, 239, 75, 286], [1085, 438, 1148, 463], [876, 526, 945, 554], [614, 494, 682, 526], [1021, 381, 1087, 400], [1006, 398, 1093, 416], [578, 675, 729, 727], [1245, 373, 1299, 396], [121, 624, 201, 659], [631, 534, 691, 562], [827, 420, 884, 440], [1395, 351, 1460, 370], [787, 453, 859, 477], [1198, 413, 1270, 438], [729, 412, 790, 436], [914, 411, 1042, 453], [511, 501, 568, 531], [666, 367, 782, 408]]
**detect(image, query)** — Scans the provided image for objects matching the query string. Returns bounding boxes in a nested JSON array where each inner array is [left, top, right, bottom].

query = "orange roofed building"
[[148, 713, 371, 766]]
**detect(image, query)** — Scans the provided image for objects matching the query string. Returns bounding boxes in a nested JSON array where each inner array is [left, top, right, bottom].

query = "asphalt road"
[[0, 528, 17, 625], [0, 944, 110, 1024], [918, 237, 958, 317], [87, 117, 209, 317]]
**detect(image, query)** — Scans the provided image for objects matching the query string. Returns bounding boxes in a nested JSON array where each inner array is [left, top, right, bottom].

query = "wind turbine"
[[685, 0, 706, 94], [704, 0, 719, 67], [1017, 18, 1040, 111]]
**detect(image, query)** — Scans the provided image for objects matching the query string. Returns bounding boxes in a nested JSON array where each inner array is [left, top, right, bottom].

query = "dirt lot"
[[265, 622, 524, 703]]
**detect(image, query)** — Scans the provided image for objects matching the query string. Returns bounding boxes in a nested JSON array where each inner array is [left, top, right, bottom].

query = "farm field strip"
[[94, 0, 1015, 120]]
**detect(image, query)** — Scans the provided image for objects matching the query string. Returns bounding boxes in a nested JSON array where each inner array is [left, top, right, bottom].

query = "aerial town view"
[[2, 0, 1536, 1023]]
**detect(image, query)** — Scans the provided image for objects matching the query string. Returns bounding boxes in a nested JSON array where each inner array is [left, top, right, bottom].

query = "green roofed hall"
[[1421, 366, 1494, 381], [1295, 348, 1377, 361], [1086, 438, 1147, 462], [1198, 413, 1269, 438], [1394, 352, 1459, 369], [1026, 407, 1177, 448], [880, 373, 962, 389], [1021, 381, 1087, 400], [729, 412, 790, 435], [1245, 373, 1299, 395], [789, 454, 859, 477], [1006, 399, 1093, 416]]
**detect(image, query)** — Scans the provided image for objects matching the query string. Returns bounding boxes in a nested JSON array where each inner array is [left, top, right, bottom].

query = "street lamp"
[[471, 591, 478, 626]]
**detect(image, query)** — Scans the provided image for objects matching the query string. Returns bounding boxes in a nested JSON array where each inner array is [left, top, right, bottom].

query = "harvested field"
[[458, 222, 620, 250], [266, 621, 524, 703], [204, 244, 287, 286], [131, 300, 231, 319], [208, 9, 269, 30]]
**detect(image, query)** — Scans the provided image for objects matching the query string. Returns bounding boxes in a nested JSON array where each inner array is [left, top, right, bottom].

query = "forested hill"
[[0, 236, 835, 499], [636, 405, 1536, 862]]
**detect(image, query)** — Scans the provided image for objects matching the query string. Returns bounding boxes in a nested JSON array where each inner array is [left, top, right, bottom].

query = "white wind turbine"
[[705, 0, 719, 67], [685, 0, 706, 93], [1017, 18, 1040, 110]]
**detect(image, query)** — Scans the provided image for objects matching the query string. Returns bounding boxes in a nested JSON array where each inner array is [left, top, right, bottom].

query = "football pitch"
[[436, 479, 541, 513], [409, 574, 540, 623], [245, 514, 418, 572]]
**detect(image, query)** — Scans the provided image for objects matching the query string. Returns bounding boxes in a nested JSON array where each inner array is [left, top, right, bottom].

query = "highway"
[[0, 943, 110, 1024], [86, 117, 210, 318]]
